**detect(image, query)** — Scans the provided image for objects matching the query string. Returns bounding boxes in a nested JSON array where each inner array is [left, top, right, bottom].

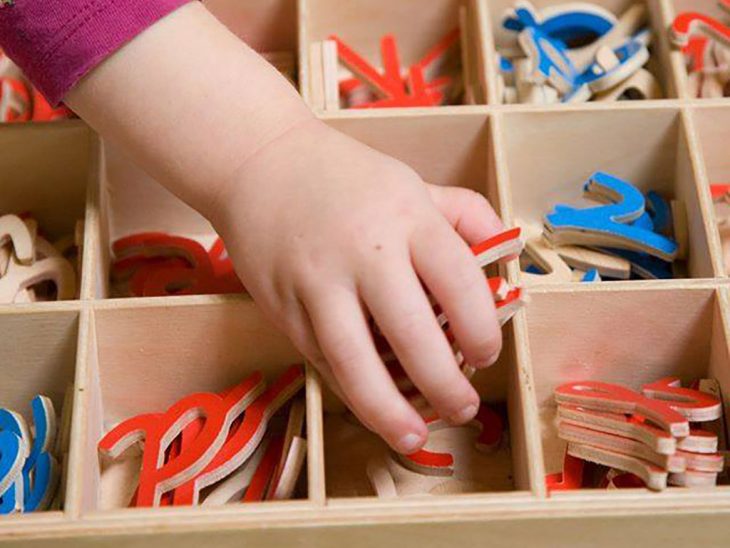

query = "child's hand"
[[210, 118, 505, 454], [60, 2, 504, 455]]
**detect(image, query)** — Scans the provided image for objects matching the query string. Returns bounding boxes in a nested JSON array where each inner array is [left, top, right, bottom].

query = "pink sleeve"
[[0, 0, 194, 105]]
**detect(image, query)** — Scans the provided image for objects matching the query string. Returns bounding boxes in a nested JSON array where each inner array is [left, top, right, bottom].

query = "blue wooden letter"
[[544, 172, 679, 261]]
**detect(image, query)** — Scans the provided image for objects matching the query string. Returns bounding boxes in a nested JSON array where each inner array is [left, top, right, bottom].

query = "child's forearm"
[[65, 2, 313, 220]]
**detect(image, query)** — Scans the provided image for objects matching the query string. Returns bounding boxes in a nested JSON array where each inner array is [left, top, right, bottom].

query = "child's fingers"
[[309, 356, 375, 429], [426, 184, 504, 245], [302, 285, 428, 454], [359, 260, 481, 426], [411, 220, 502, 370], [272, 300, 362, 423], [313, 360, 380, 432]]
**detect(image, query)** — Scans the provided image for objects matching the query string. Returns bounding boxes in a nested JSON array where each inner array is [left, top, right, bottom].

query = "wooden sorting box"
[[2, 0, 730, 545]]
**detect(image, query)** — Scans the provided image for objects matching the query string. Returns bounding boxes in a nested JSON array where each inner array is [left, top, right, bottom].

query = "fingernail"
[[397, 433, 424, 454], [473, 351, 500, 370], [487, 350, 501, 366], [449, 404, 478, 425]]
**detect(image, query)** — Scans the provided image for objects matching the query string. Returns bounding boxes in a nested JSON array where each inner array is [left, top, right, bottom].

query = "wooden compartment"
[[692, 105, 730, 186], [76, 299, 316, 514], [204, 0, 298, 84], [94, 141, 219, 300], [93, 1, 301, 301], [300, 0, 489, 109], [322, 324, 538, 498], [0, 308, 81, 518], [690, 105, 730, 276], [321, 111, 511, 308], [205, 0, 297, 53], [0, 122, 95, 302], [481, 0, 679, 104], [323, 111, 503, 208], [97, 110, 505, 301], [522, 285, 730, 493], [316, 112, 536, 498], [663, 0, 730, 100], [497, 106, 722, 283]]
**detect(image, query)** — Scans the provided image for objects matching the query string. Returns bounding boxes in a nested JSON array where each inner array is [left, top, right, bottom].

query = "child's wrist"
[[203, 112, 320, 233]]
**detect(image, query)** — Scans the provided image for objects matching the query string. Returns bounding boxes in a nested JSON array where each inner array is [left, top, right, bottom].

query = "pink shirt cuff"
[[0, 0, 194, 105]]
